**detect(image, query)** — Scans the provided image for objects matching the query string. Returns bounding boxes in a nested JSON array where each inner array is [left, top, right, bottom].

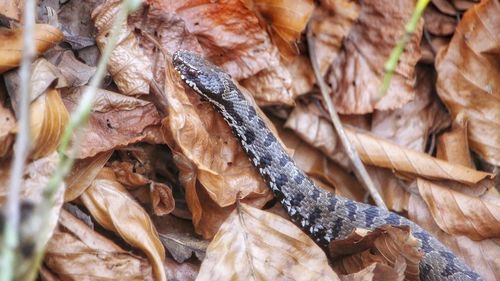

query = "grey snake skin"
[[172, 50, 482, 281]]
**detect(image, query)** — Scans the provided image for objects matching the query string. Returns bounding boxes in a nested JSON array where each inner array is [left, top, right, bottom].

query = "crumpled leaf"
[[92, 0, 152, 95], [0, 24, 63, 73], [284, 55, 315, 96], [161, 63, 272, 238], [0, 100, 15, 158], [285, 101, 494, 184], [45, 49, 96, 87], [330, 225, 422, 281], [80, 167, 166, 281], [408, 194, 499, 281], [159, 233, 208, 263], [62, 87, 162, 158], [0, 152, 65, 281], [64, 150, 113, 202], [327, 0, 423, 113], [29, 88, 69, 159], [423, 4, 456, 36], [371, 66, 450, 152], [45, 209, 154, 281], [197, 203, 340, 281], [435, 0, 500, 165], [309, 0, 360, 75], [253, 0, 314, 60], [417, 178, 500, 240], [150, 0, 294, 105]]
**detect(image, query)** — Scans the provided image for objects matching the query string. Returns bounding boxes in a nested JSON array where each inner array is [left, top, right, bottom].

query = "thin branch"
[[378, 0, 430, 97], [0, 0, 36, 279], [306, 25, 387, 209]]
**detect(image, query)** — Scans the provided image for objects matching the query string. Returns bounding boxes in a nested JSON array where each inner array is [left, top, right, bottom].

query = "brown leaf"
[[253, 0, 314, 60], [330, 225, 422, 281], [161, 62, 272, 238], [45, 49, 96, 87], [284, 55, 315, 96], [30, 88, 69, 159], [80, 168, 167, 281], [62, 87, 162, 158], [371, 66, 450, 152], [327, 0, 423, 113], [339, 261, 405, 281], [0, 99, 15, 158], [45, 209, 154, 281], [408, 194, 499, 281], [436, 119, 474, 168], [366, 167, 410, 213], [159, 232, 208, 263], [310, 0, 360, 75], [92, 0, 153, 95], [423, 4, 457, 36], [285, 101, 493, 184], [435, 0, 500, 165], [197, 203, 340, 281], [417, 178, 500, 240], [64, 150, 113, 202], [0, 24, 63, 73], [0, 0, 23, 21]]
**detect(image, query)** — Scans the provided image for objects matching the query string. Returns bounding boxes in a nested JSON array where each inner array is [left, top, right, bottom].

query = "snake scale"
[[172, 50, 482, 281]]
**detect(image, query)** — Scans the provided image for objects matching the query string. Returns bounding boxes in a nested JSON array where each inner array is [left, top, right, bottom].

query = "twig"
[[306, 25, 387, 209], [378, 0, 430, 97], [0, 0, 36, 279], [2, 0, 142, 280]]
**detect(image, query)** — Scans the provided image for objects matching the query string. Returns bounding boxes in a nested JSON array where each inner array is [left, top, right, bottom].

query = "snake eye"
[[186, 67, 199, 76]]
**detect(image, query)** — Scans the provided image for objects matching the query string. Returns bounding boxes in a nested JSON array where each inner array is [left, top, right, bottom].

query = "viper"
[[172, 50, 482, 281]]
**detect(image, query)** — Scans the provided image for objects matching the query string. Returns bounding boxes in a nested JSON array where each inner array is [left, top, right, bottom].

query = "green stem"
[[378, 0, 430, 97]]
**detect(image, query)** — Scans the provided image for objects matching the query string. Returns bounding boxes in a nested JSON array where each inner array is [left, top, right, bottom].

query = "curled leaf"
[[80, 168, 167, 281], [435, 0, 500, 165], [92, 0, 152, 95], [0, 101, 15, 158], [30, 88, 69, 159], [0, 24, 63, 73], [197, 203, 340, 281]]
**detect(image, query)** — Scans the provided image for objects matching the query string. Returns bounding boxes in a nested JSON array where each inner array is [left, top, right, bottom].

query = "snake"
[[172, 50, 482, 281]]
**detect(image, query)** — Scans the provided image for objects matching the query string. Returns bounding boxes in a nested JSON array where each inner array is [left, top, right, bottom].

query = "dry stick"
[[306, 25, 387, 210], [378, 0, 430, 97], [6, 1, 143, 280], [0, 0, 36, 280]]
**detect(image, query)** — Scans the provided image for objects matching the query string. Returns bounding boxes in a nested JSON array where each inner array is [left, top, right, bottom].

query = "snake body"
[[172, 50, 482, 281]]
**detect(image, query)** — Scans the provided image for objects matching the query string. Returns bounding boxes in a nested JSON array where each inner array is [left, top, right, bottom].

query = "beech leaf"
[[197, 203, 340, 281]]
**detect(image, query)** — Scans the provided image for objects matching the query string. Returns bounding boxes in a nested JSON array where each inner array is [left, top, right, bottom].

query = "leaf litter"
[[0, 0, 498, 280]]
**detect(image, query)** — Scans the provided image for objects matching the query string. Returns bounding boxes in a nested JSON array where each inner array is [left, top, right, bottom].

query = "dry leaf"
[[197, 203, 340, 281], [45, 49, 96, 87], [436, 119, 474, 168], [309, 0, 360, 75], [253, 0, 314, 60], [285, 101, 493, 184], [80, 168, 167, 281], [45, 209, 154, 281], [64, 150, 113, 202], [339, 261, 405, 281], [284, 55, 315, 96], [330, 225, 422, 281], [62, 87, 162, 158], [417, 178, 500, 240], [161, 62, 272, 238], [366, 167, 410, 213], [408, 194, 500, 281], [435, 0, 500, 165], [0, 100, 15, 158], [30, 88, 69, 159], [0, 24, 63, 73], [159, 233, 208, 263], [92, 0, 152, 95], [371, 66, 450, 152], [327, 0, 423, 113], [0, 0, 23, 21], [423, 4, 457, 36]]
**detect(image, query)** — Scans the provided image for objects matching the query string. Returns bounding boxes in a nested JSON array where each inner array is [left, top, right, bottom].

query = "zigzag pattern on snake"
[[172, 50, 482, 281]]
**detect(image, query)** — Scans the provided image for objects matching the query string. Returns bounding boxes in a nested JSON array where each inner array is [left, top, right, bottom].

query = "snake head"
[[173, 50, 232, 100]]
